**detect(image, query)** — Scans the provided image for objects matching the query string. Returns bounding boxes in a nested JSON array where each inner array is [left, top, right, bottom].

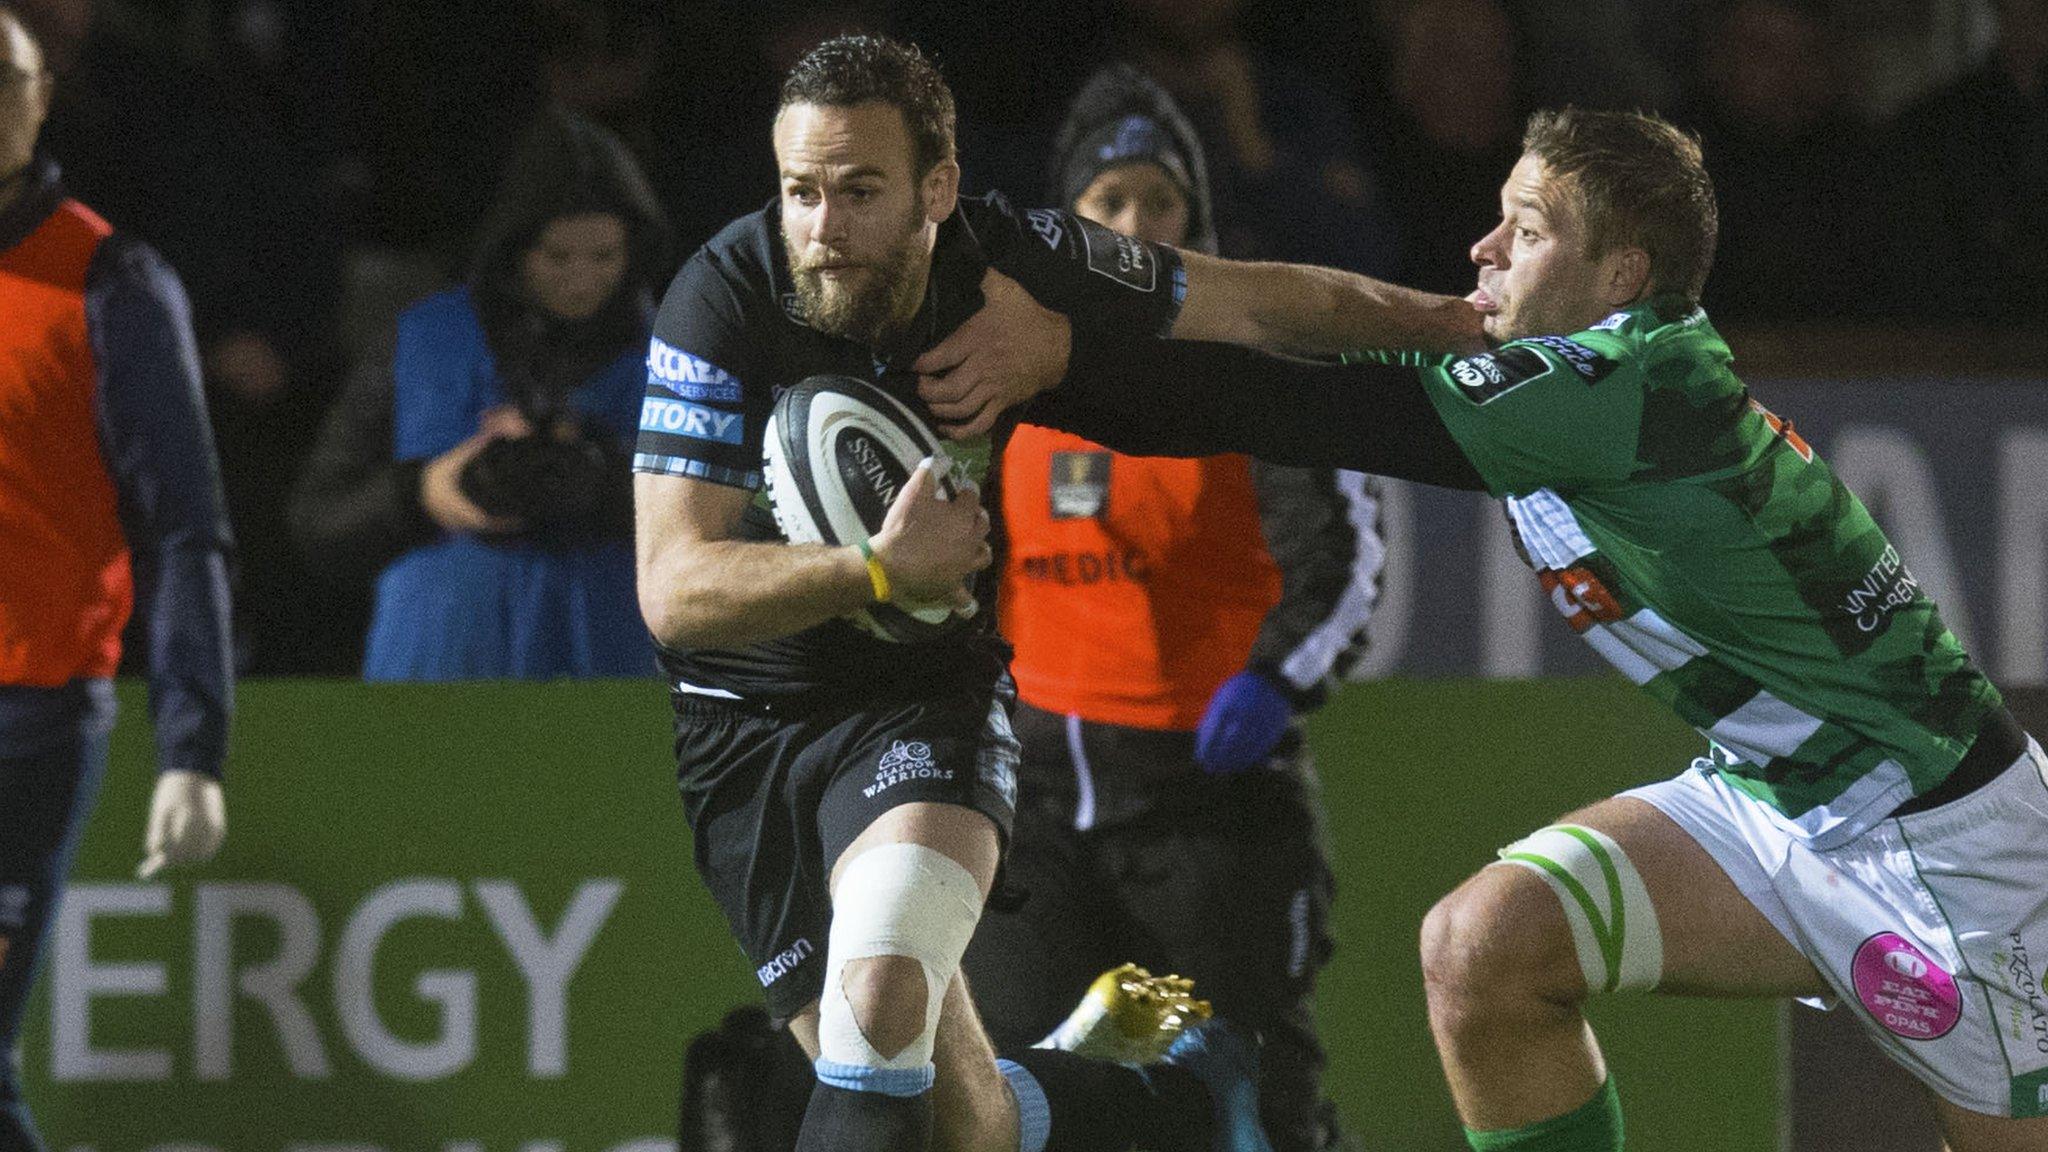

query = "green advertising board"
[[19, 678, 1779, 1151]]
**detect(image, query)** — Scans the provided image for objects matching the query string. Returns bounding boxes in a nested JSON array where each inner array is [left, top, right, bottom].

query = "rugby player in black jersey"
[[630, 33, 1484, 1152]]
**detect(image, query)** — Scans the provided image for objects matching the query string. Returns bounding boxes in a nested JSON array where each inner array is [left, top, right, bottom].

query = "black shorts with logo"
[[672, 679, 1020, 1022]]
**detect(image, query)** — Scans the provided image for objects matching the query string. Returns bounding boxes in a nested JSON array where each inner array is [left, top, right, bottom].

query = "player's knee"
[[1421, 866, 1584, 1015], [838, 954, 931, 1060], [1455, 822, 1667, 1003], [817, 843, 984, 1073]]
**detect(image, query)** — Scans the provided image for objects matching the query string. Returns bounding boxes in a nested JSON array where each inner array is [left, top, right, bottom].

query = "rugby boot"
[[1037, 962, 1212, 1065]]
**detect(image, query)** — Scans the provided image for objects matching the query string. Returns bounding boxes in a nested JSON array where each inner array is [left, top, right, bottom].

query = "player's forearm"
[[639, 538, 871, 651], [1173, 251, 1485, 357], [1041, 322, 1488, 491]]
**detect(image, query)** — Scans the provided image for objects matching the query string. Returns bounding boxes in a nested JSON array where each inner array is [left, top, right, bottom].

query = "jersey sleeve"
[[634, 247, 769, 490], [973, 196, 1186, 337], [1034, 322, 1487, 491], [1416, 334, 1642, 495]]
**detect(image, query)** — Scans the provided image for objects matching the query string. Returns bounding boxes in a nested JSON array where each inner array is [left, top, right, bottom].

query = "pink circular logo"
[[1853, 933, 1961, 1041]]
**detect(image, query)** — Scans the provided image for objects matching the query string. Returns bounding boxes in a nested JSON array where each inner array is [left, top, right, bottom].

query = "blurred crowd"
[[11, 0, 2042, 676]]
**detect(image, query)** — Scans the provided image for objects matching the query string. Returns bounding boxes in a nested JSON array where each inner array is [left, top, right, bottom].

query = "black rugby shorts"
[[672, 679, 1019, 1022]]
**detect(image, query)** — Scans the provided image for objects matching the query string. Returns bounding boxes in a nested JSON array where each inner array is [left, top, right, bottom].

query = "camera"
[[456, 423, 618, 532]]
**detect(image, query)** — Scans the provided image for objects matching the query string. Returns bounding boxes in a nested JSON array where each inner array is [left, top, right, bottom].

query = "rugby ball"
[[763, 375, 977, 643]]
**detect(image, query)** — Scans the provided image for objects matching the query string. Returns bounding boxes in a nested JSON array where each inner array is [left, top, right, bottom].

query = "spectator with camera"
[[291, 106, 673, 680]]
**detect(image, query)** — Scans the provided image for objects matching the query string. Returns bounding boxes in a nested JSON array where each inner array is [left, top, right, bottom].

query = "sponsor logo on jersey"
[[641, 397, 744, 444], [1026, 207, 1066, 251], [1446, 345, 1552, 403], [1078, 216, 1157, 291], [646, 339, 743, 402], [1049, 450, 1111, 518], [1591, 311, 1631, 332], [863, 740, 953, 799], [1841, 545, 1920, 633], [757, 937, 815, 987], [1538, 564, 1625, 634], [1526, 335, 1615, 382], [1451, 357, 1506, 387]]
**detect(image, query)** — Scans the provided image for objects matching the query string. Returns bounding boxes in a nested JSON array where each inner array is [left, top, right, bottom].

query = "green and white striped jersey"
[[1352, 297, 2002, 847]]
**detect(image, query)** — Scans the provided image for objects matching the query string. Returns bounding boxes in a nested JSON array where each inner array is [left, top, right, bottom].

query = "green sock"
[[1463, 1076, 1623, 1151]]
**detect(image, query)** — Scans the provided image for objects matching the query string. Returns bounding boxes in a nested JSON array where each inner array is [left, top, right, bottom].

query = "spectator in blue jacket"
[[291, 107, 674, 680]]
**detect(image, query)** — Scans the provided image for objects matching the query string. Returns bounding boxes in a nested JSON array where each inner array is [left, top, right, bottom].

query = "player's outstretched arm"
[[635, 462, 987, 650], [1170, 250, 1488, 358], [1040, 321, 1487, 490], [916, 267, 1489, 441]]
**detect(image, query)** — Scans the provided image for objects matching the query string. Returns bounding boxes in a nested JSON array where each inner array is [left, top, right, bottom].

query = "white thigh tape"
[[1496, 824, 1663, 993], [818, 843, 984, 1069]]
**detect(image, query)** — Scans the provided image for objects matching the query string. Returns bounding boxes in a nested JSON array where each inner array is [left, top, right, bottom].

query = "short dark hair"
[[1521, 108, 1719, 305], [779, 34, 956, 177]]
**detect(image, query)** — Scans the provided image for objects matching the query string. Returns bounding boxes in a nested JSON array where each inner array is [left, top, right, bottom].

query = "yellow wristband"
[[857, 539, 892, 603]]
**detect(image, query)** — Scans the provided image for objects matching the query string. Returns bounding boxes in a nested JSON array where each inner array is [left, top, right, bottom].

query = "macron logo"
[[647, 338, 742, 402], [641, 397, 744, 444], [758, 938, 815, 987]]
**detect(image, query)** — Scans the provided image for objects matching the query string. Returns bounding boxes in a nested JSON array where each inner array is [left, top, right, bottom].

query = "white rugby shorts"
[[1625, 741, 2048, 1119]]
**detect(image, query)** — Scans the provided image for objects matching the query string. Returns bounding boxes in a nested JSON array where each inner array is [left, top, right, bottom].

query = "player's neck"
[[872, 256, 935, 356]]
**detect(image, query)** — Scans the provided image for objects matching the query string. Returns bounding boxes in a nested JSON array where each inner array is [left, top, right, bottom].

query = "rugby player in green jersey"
[[915, 107, 2048, 1152]]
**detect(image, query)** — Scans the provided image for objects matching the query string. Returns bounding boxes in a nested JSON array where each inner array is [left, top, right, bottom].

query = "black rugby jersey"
[[635, 191, 1185, 702]]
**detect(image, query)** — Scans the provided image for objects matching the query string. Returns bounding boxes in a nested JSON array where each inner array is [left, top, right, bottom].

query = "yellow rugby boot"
[[1036, 962, 1213, 1065]]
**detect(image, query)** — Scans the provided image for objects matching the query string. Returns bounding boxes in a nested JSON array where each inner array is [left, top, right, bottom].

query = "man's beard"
[[788, 213, 928, 347]]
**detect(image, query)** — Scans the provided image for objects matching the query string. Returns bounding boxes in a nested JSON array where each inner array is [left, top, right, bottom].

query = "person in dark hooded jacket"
[[290, 106, 674, 680], [958, 64, 1373, 1152]]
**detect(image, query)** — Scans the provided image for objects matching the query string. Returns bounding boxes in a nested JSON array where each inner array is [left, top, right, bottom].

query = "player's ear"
[[921, 158, 960, 225], [1601, 246, 1651, 308]]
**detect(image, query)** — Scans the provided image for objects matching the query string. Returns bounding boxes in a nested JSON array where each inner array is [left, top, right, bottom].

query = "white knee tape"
[[818, 843, 984, 1070], [1495, 824, 1663, 994]]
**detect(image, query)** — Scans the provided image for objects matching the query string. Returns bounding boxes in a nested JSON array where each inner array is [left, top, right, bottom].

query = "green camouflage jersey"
[[1352, 296, 2001, 847]]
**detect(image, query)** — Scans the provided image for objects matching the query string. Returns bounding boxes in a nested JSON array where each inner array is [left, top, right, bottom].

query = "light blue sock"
[[814, 1057, 936, 1097], [998, 1058, 1053, 1152]]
